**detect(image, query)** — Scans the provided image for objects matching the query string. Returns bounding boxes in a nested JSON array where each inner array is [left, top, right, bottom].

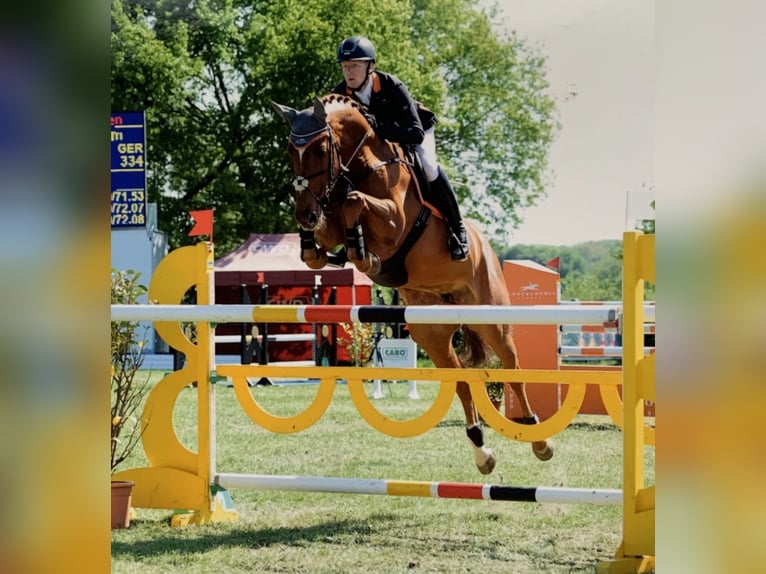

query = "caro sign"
[[374, 338, 417, 368]]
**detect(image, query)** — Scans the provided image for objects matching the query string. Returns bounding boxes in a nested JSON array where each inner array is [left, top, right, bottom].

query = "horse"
[[271, 94, 552, 474]]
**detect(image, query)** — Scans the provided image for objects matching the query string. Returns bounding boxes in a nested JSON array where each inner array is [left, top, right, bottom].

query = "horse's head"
[[271, 98, 334, 229], [272, 95, 371, 230]]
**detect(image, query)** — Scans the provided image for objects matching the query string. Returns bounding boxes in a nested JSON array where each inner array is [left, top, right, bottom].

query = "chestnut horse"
[[272, 94, 552, 474]]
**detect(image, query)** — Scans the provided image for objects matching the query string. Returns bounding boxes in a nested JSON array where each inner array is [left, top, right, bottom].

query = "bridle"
[[289, 124, 374, 208]]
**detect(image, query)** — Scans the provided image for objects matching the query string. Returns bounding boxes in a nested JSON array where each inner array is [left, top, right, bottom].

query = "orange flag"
[[546, 256, 560, 270], [188, 210, 214, 241]]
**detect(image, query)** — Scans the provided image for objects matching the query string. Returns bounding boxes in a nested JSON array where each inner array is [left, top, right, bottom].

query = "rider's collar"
[[353, 73, 374, 106]]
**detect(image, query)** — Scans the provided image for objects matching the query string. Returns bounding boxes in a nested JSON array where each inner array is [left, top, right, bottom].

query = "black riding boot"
[[427, 168, 469, 260]]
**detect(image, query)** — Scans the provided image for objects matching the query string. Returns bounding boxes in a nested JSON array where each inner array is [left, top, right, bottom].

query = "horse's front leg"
[[340, 191, 401, 276], [298, 229, 329, 270]]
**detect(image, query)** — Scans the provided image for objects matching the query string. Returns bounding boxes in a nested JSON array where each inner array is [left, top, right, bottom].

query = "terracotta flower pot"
[[111, 480, 135, 529]]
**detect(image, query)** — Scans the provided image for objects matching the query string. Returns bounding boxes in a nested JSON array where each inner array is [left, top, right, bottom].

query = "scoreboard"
[[111, 112, 147, 228]]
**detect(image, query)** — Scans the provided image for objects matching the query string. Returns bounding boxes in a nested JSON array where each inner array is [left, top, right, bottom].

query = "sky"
[[494, 1, 654, 246]]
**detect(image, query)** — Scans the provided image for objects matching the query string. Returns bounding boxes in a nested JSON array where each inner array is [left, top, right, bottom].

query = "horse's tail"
[[457, 326, 491, 368]]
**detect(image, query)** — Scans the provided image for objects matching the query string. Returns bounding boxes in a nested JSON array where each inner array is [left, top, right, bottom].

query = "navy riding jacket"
[[332, 71, 437, 146]]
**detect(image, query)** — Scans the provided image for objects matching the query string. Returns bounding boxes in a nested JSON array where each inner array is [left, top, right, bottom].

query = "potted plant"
[[338, 322, 376, 366], [483, 351, 508, 412], [110, 269, 151, 528], [452, 329, 505, 412], [486, 381, 504, 411]]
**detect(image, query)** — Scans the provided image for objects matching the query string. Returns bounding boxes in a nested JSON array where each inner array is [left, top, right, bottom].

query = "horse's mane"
[[318, 93, 364, 115], [285, 94, 365, 146]]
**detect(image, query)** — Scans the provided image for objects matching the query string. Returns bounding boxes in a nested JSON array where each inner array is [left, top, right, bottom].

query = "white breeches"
[[414, 127, 439, 182]]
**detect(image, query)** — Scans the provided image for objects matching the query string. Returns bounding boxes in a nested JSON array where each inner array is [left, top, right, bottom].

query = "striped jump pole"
[[111, 303, 655, 326], [559, 324, 656, 334], [214, 333, 317, 344], [215, 473, 622, 505], [559, 300, 655, 307], [558, 346, 655, 357]]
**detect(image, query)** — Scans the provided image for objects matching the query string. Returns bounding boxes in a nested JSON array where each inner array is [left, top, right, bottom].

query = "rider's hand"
[[362, 112, 377, 130]]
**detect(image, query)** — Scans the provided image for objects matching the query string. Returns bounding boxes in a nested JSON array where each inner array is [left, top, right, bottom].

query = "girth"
[[369, 205, 432, 288]]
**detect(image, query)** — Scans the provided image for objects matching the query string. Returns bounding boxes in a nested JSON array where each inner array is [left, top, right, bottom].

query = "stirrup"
[[448, 233, 469, 261]]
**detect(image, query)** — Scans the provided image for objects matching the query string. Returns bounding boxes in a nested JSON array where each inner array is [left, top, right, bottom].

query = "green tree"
[[613, 197, 654, 300], [498, 241, 622, 282], [560, 271, 622, 302], [498, 240, 625, 301], [111, 0, 557, 254]]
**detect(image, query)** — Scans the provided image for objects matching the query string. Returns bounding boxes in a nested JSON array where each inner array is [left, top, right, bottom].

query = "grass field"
[[111, 373, 654, 573]]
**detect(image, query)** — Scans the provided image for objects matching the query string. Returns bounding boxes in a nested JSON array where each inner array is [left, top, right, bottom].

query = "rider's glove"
[[362, 112, 378, 130]]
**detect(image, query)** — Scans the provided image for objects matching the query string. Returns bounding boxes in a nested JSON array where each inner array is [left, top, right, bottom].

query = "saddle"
[[401, 145, 432, 202]]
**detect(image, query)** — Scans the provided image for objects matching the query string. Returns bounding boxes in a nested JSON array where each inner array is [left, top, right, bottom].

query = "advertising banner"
[[374, 338, 417, 368]]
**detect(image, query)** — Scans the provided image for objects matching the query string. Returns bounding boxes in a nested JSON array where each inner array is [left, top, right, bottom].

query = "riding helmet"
[[336, 36, 377, 63]]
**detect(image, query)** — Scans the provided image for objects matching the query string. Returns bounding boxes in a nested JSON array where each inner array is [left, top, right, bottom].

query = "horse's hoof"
[[533, 440, 553, 461], [368, 253, 381, 276], [477, 450, 496, 475]]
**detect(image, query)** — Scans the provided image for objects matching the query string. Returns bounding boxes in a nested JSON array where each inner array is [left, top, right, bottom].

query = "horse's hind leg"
[[458, 380, 497, 474], [508, 384, 554, 461], [475, 324, 554, 462], [405, 322, 497, 475]]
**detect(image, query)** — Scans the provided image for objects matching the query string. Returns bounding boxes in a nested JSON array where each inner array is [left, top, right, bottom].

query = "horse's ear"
[[313, 97, 327, 124], [271, 101, 297, 126]]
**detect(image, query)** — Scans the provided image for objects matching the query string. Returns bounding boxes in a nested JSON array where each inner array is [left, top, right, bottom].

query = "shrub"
[[110, 269, 151, 473], [337, 322, 376, 366]]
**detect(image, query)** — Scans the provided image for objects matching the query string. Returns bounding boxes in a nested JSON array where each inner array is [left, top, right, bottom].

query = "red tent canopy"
[[214, 233, 374, 288], [213, 234, 373, 364]]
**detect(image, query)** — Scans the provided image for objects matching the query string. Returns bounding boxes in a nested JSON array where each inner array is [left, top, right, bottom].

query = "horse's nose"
[[296, 207, 318, 230]]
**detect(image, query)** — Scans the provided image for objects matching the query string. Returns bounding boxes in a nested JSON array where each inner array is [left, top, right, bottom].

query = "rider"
[[332, 35, 469, 261]]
